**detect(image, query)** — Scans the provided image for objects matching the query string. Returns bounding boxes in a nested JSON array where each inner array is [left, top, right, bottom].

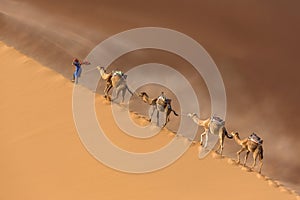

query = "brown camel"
[[188, 113, 232, 155], [138, 92, 178, 127], [97, 66, 133, 102], [231, 132, 264, 173]]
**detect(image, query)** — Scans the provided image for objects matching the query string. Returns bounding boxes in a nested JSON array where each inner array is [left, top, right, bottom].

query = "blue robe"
[[73, 61, 82, 78]]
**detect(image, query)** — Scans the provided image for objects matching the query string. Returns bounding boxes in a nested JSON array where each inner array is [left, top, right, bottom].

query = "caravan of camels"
[[96, 66, 264, 173]]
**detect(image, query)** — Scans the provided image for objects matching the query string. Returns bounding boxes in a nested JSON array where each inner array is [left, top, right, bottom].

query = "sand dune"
[[1, 1, 300, 191], [0, 42, 299, 200], [1, 0, 300, 197]]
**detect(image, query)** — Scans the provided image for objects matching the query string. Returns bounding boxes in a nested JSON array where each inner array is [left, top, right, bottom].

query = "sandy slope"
[[0, 42, 298, 200], [1, 1, 300, 190]]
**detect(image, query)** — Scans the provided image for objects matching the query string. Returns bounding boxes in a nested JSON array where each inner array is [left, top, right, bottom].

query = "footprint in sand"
[[278, 186, 289, 193], [267, 179, 281, 188], [211, 152, 223, 159], [241, 166, 251, 172], [291, 190, 299, 197], [227, 158, 239, 166], [256, 173, 266, 180]]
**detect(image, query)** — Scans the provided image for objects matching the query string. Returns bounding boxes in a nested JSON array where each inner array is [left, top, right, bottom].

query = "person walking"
[[72, 58, 90, 83]]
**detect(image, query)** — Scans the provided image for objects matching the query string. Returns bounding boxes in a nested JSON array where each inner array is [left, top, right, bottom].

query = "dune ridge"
[[1, 1, 300, 191], [1, 41, 299, 200]]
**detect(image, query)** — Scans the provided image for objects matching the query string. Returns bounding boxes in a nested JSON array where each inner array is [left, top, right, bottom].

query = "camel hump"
[[248, 133, 263, 144], [209, 116, 225, 134], [112, 70, 126, 78], [211, 116, 225, 125]]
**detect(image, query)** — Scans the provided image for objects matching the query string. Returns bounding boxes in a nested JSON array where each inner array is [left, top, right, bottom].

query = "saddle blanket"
[[248, 133, 263, 144]]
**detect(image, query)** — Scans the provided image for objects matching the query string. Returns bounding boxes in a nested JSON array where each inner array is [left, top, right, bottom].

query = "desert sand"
[[1, 0, 300, 198], [0, 42, 298, 200]]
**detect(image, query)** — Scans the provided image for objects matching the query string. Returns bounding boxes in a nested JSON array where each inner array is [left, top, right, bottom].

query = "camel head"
[[138, 92, 149, 98], [96, 66, 105, 71], [231, 131, 239, 137], [138, 92, 156, 105], [187, 113, 197, 118]]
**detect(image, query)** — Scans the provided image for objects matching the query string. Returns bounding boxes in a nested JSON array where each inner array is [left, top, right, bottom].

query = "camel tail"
[[126, 86, 134, 96], [224, 127, 233, 139], [172, 109, 179, 116], [260, 145, 264, 160]]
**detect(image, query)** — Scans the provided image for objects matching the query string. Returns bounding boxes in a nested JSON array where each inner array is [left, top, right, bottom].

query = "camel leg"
[[106, 84, 113, 94], [149, 106, 156, 122], [105, 84, 113, 99], [215, 144, 221, 154], [251, 151, 258, 170], [156, 109, 160, 126], [215, 139, 221, 154], [236, 148, 246, 164], [126, 86, 134, 96], [204, 130, 209, 148], [116, 87, 126, 103], [220, 133, 225, 155], [200, 130, 207, 146], [103, 85, 109, 97], [164, 109, 171, 127], [216, 132, 225, 155], [111, 87, 121, 102], [121, 88, 126, 103], [104, 82, 110, 94], [258, 155, 263, 174], [122, 88, 126, 103], [243, 150, 250, 166]]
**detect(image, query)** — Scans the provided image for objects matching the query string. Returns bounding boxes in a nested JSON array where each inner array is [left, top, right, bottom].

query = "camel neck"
[[233, 135, 243, 145], [142, 96, 152, 105], [191, 115, 200, 125]]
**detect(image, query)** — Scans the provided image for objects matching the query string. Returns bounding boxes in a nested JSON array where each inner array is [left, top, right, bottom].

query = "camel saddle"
[[209, 116, 225, 133], [248, 133, 263, 144], [112, 71, 127, 79], [210, 116, 225, 126]]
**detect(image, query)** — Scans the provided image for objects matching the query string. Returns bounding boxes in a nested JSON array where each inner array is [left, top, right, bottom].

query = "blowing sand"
[[1, 0, 300, 192], [0, 42, 298, 200]]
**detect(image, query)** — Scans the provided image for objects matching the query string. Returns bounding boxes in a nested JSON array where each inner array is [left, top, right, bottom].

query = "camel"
[[138, 92, 179, 127], [231, 132, 264, 173], [187, 113, 232, 155], [97, 66, 133, 102]]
